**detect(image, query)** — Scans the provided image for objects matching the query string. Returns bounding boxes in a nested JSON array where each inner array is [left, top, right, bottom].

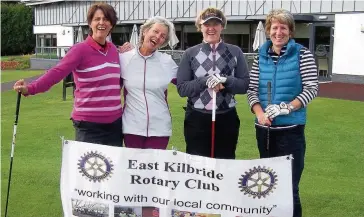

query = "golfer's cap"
[[200, 12, 223, 24]]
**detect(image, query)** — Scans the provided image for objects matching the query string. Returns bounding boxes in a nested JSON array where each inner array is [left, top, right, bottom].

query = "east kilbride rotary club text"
[[127, 160, 223, 191]]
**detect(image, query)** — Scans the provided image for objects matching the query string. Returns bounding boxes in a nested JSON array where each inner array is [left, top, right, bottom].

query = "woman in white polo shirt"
[[119, 16, 178, 149]]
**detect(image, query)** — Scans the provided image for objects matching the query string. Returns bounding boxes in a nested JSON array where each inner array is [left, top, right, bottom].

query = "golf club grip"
[[267, 82, 272, 104], [15, 92, 21, 124]]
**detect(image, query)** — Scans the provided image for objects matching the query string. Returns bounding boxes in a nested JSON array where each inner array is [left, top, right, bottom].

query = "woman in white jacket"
[[119, 16, 178, 149]]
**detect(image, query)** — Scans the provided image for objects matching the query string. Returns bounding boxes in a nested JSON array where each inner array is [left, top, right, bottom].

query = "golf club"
[[5, 92, 22, 217], [210, 44, 218, 158], [211, 90, 216, 158], [266, 81, 272, 152]]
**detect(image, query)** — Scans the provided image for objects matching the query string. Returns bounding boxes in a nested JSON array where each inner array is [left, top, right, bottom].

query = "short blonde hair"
[[265, 9, 295, 37], [138, 16, 175, 48], [195, 7, 227, 32]]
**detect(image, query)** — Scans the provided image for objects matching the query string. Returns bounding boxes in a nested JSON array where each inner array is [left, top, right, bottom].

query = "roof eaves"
[[22, 0, 65, 6]]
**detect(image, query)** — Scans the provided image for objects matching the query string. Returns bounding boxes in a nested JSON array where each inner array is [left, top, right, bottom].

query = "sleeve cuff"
[[26, 84, 35, 96], [249, 101, 260, 113], [296, 96, 307, 108], [224, 76, 234, 86], [197, 76, 208, 87]]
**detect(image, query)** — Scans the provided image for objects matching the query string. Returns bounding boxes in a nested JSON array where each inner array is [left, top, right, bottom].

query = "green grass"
[[1, 84, 364, 217], [1, 70, 44, 83]]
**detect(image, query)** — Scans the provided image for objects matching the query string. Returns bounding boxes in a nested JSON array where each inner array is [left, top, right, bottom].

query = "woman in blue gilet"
[[247, 9, 319, 217]]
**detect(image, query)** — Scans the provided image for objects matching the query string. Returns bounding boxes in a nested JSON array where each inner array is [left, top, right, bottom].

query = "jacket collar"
[[136, 46, 157, 59], [201, 40, 226, 54], [259, 39, 296, 57], [85, 35, 111, 54]]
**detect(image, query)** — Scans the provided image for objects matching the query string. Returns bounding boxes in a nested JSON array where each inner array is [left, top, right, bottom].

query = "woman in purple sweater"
[[13, 3, 124, 147]]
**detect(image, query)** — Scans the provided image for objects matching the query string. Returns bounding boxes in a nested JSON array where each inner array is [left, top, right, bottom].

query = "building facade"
[[23, 0, 364, 83]]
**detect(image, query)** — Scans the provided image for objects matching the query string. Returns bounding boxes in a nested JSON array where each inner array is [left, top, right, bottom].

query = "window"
[[36, 34, 57, 47], [36, 34, 58, 58]]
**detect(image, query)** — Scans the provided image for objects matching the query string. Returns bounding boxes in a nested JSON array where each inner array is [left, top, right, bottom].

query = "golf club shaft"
[[211, 90, 216, 158], [267, 82, 272, 152], [5, 158, 14, 217], [5, 92, 22, 217]]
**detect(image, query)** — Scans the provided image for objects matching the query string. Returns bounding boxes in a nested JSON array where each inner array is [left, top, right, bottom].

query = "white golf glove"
[[206, 74, 227, 89], [265, 102, 291, 119]]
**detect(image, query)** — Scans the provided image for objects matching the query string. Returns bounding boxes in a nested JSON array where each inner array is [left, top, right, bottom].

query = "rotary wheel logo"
[[238, 166, 278, 199], [78, 151, 114, 182]]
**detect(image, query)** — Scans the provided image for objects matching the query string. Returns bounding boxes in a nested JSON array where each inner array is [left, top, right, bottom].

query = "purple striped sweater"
[[27, 36, 122, 123]]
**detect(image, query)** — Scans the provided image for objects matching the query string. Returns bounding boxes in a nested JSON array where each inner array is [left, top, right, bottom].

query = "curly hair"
[[138, 16, 176, 48], [265, 9, 295, 37]]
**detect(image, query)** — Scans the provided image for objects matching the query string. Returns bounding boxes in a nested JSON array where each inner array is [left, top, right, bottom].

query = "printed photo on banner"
[[71, 199, 109, 217], [113, 206, 159, 217], [172, 209, 220, 217], [114, 206, 141, 217]]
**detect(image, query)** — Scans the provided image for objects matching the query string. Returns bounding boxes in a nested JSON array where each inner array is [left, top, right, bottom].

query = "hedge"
[[1, 3, 35, 56]]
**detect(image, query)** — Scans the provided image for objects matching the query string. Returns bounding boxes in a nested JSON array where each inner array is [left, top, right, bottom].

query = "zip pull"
[[212, 44, 216, 71]]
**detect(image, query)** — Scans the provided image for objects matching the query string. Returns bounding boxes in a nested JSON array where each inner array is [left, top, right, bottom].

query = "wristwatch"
[[288, 103, 295, 112]]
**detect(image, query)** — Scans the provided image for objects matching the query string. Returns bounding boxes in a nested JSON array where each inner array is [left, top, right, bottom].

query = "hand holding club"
[[206, 74, 227, 89], [256, 112, 272, 126], [13, 79, 29, 95], [265, 102, 291, 119]]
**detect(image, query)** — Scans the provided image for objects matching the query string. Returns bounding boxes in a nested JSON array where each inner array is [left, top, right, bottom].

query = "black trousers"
[[72, 117, 123, 147], [184, 108, 240, 159], [256, 125, 306, 217]]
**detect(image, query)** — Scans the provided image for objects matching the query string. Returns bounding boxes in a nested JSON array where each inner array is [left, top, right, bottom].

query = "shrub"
[[1, 3, 35, 56], [1, 55, 31, 70]]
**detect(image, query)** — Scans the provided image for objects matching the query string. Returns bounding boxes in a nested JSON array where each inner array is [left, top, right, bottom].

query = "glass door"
[[310, 23, 334, 82]]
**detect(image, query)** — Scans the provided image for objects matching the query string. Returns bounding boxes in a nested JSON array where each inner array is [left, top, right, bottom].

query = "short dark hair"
[[87, 3, 118, 35]]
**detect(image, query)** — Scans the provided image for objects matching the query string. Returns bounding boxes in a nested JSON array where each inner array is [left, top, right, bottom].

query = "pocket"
[[72, 120, 81, 128], [229, 108, 240, 128], [278, 126, 305, 152], [184, 108, 193, 120]]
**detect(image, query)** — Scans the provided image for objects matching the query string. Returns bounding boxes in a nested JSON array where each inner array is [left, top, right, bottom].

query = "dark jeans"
[[255, 125, 306, 217], [72, 117, 123, 147], [184, 108, 240, 159]]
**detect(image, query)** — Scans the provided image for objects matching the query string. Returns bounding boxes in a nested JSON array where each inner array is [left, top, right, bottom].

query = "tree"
[[1, 2, 35, 56]]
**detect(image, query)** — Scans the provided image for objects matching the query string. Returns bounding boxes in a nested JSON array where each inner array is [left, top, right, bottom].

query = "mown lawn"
[[1, 83, 364, 217], [1, 70, 44, 83]]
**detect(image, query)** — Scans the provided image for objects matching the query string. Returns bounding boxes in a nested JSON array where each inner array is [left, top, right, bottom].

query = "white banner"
[[61, 140, 293, 217]]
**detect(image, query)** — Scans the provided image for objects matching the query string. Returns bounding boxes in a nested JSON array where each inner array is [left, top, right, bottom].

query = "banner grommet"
[[171, 146, 178, 155]]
